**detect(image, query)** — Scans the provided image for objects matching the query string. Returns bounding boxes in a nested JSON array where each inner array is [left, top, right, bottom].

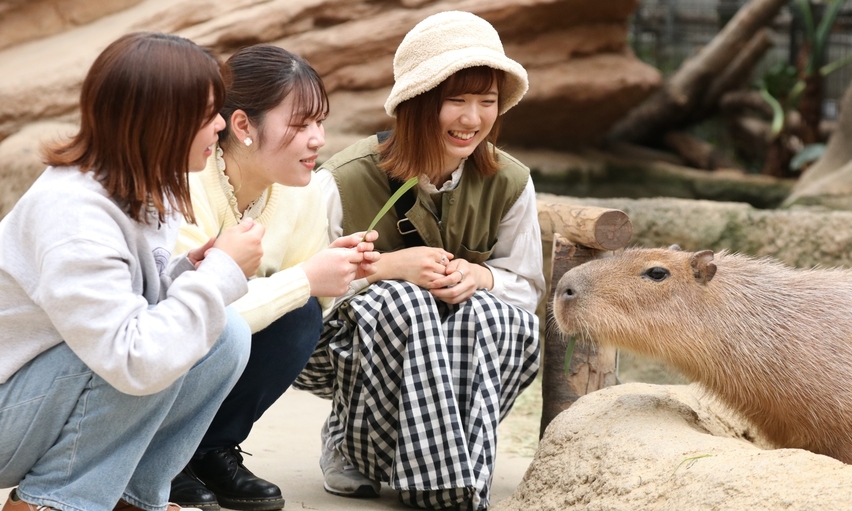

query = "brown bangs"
[[280, 67, 329, 147], [380, 66, 505, 181], [291, 71, 329, 125], [42, 32, 224, 224], [440, 66, 502, 99]]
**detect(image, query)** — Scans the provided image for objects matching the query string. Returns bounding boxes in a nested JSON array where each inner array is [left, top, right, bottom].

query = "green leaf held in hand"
[[362, 176, 419, 241]]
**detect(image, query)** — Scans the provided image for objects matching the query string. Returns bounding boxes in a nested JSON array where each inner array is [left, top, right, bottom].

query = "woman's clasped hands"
[[374, 246, 486, 304], [430, 252, 484, 305]]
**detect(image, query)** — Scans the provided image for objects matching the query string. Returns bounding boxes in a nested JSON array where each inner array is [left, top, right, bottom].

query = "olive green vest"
[[322, 135, 529, 265]]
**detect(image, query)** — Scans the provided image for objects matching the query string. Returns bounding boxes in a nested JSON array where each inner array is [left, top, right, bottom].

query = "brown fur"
[[554, 246, 852, 463]]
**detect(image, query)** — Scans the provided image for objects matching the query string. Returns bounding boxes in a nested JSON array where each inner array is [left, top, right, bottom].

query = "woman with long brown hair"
[[299, 11, 544, 511], [0, 32, 263, 511]]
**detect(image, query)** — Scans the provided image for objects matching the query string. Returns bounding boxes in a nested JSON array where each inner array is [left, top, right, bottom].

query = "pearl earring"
[[244, 137, 253, 147]]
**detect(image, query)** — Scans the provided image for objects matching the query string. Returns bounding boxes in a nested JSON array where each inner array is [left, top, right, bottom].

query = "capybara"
[[553, 246, 852, 463]]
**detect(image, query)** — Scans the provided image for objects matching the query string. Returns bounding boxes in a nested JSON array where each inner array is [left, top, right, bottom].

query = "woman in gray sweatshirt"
[[0, 32, 264, 511]]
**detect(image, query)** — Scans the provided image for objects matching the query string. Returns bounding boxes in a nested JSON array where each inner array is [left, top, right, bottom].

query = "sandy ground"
[[0, 351, 678, 509], [0, 386, 536, 510]]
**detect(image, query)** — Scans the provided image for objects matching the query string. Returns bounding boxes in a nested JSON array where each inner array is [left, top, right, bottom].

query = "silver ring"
[[441, 256, 448, 264], [456, 269, 465, 282]]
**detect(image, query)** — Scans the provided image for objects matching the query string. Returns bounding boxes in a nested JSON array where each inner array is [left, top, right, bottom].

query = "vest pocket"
[[455, 242, 496, 265]]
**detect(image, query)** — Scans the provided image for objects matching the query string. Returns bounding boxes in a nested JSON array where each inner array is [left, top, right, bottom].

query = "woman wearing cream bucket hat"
[[297, 10, 544, 510]]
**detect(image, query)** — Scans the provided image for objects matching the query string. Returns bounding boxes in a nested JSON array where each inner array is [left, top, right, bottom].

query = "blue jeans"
[[0, 307, 251, 511], [197, 297, 322, 452]]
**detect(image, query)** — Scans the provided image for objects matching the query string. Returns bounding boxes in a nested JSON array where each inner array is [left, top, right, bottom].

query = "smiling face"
[[252, 93, 326, 187], [188, 90, 225, 172], [438, 81, 499, 173]]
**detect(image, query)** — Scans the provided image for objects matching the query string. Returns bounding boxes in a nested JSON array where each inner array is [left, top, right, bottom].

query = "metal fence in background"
[[630, 0, 852, 119]]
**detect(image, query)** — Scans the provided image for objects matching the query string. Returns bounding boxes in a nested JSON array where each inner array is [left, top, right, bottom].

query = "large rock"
[[0, 121, 77, 219], [0, 0, 662, 218], [495, 383, 852, 511], [0, 0, 143, 51], [784, 71, 852, 210], [784, 159, 852, 210]]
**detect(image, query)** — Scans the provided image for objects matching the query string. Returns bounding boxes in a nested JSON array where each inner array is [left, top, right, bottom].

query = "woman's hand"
[[303, 237, 381, 297], [368, 247, 454, 289], [429, 258, 493, 304], [187, 236, 216, 270], [329, 230, 377, 249], [328, 231, 381, 281], [211, 218, 265, 278]]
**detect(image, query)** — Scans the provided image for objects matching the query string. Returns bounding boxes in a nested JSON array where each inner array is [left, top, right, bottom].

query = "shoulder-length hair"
[[220, 45, 329, 151], [379, 66, 505, 182], [42, 32, 225, 224]]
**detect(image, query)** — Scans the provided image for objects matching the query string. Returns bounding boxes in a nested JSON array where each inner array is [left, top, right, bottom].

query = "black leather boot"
[[187, 446, 285, 511], [169, 469, 220, 511]]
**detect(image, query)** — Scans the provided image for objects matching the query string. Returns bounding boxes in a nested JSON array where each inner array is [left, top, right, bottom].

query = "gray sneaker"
[[320, 420, 380, 498]]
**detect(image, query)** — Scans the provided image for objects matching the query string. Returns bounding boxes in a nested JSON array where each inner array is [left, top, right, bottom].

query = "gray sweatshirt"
[[0, 166, 248, 396]]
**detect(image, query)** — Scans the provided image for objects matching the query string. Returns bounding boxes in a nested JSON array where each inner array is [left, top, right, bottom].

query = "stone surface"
[[503, 54, 662, 148], [495, 382, 852, 511], [0, 0, 143, 51], [0, 121, 77, 218], [0, 0, 662, 217]]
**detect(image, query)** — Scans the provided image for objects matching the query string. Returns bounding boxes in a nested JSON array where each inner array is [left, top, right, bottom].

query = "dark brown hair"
[[379, 66, 505, 182], [219, 45, 329, 150], [42, 32, 225, 224]]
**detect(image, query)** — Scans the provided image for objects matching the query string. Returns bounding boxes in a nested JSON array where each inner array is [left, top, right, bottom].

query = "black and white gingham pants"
[[294, 280, 540, 510]]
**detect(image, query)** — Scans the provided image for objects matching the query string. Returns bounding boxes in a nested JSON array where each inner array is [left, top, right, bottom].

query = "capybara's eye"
[[643, 267, 670, 282]]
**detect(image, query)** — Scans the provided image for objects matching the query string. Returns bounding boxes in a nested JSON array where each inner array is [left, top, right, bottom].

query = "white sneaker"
[[320, 420, 380, 498]]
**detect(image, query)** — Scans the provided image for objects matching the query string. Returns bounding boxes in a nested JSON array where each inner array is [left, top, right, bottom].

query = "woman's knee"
[[256, 298, 323, 350], [295, 297, 323, 336]]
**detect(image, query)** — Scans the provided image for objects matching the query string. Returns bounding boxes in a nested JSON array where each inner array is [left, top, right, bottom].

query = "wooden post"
[[539, 206, 633, 438]]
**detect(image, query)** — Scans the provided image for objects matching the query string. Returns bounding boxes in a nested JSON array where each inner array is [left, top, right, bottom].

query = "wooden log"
[[606, 0, 787, 144], [540, 234, 618, 438], [541, 204, 633, 251], [663, 131, 742, 171], [606, 140, 686, 166], [699, 27, 775, 116], [726, 115, 771, 161], [719, 89, 773, 119]]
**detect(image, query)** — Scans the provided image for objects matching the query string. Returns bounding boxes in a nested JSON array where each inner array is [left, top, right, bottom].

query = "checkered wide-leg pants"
[[294, 280, 540, 510]]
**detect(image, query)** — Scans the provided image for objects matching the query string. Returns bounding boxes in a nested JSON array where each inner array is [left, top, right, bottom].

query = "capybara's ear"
[[668, 244, 682, 251], [690, 250, 716, 284]]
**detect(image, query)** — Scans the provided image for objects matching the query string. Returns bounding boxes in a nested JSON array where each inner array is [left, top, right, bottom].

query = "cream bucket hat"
[[384, 11, 529, 117]]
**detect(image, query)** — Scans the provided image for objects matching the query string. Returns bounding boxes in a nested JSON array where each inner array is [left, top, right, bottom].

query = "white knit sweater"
[[175, 151, 332, 334]]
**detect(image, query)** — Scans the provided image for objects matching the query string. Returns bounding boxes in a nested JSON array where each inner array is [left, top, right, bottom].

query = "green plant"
[[362, 176, 418, 241], [790, 143, 826, 170], [756, 0, 850, 176], [672, 454, 713, 476], [794, 0, 845, 75]]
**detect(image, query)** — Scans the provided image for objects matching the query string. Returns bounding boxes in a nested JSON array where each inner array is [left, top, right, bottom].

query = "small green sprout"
[[672, 454, 713, 476]]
